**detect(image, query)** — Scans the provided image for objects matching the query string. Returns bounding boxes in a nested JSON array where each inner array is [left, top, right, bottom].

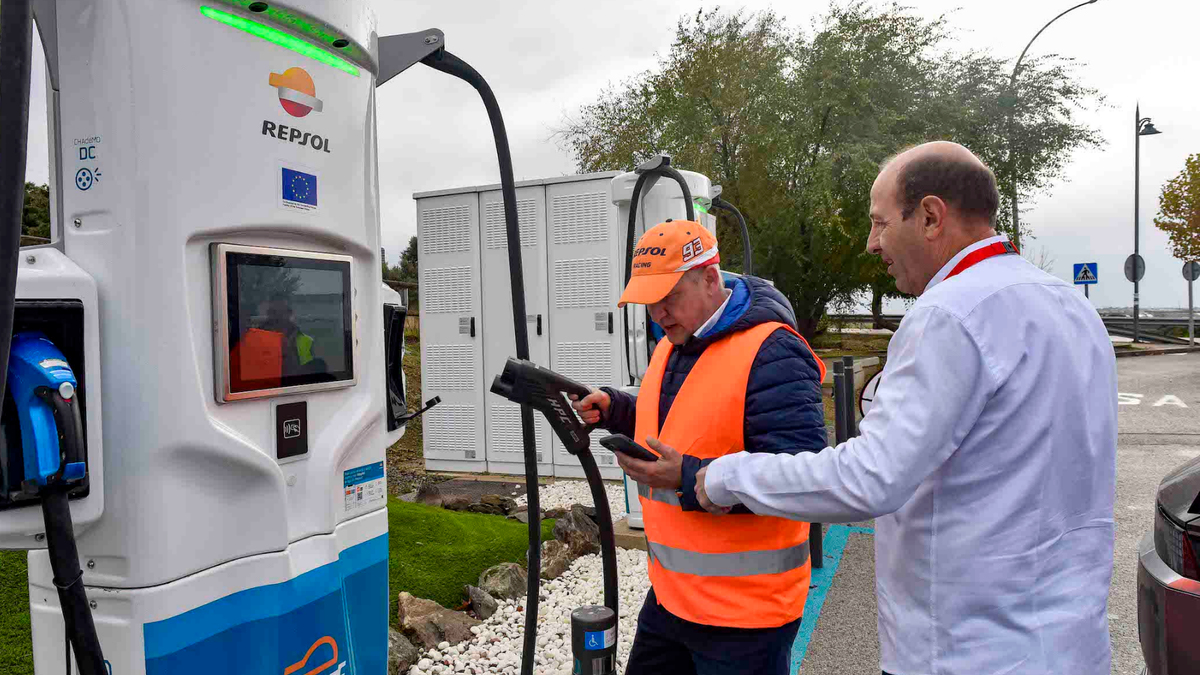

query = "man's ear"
[[706, 265, 722, 289], [920, 195, 949, 241]]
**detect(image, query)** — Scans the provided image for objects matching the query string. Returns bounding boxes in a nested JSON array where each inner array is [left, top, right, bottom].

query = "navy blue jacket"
[[600, 275, 827, 511]]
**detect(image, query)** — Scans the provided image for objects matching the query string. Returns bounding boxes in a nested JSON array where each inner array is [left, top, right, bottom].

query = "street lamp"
[[1005, 0, 1101, 251], [1133, 104, 1163, 343]]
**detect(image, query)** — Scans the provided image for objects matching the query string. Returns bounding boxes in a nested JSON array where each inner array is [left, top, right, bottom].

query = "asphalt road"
[[794, 353, 1200, 675]]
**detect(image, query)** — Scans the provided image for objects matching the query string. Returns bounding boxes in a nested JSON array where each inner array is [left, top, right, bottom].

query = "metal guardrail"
[[829, 314, 1195, 345], [828, 314, 905, 323], [1098, 317, 1191, 327]]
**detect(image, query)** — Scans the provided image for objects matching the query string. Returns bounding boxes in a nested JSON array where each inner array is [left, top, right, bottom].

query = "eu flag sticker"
[[281, 167, 317, 211]]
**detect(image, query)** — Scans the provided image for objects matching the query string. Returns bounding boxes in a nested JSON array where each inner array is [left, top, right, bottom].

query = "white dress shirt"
[[706, 235, 1117, 675]]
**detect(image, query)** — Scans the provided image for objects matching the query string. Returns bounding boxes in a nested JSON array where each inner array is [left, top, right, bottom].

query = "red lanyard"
[[944, 240, 1019, 280]]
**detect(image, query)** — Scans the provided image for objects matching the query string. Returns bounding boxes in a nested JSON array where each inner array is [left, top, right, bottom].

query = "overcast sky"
[[23, 0, 1200, 309]]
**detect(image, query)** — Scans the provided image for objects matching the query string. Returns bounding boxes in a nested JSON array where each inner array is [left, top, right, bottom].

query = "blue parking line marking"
[[790, 524, 875, 673]]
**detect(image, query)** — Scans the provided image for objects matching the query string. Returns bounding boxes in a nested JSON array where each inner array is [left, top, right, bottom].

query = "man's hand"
[[569, 388, 610, 425], [695, 466, 731, 515], [617, 437, 682, 490]]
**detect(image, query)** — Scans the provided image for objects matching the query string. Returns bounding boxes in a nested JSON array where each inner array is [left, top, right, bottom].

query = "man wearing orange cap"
[[571, 220, 827, 675]]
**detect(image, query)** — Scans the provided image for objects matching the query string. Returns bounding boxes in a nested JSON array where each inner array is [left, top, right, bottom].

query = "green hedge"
[[0, 551, 32, 675], [388, 497, 554, 621]]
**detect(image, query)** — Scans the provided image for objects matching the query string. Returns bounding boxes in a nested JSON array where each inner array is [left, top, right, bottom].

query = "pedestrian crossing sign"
[[1073, 262, 1098, 285]]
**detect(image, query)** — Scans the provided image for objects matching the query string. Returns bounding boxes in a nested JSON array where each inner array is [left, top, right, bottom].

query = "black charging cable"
[[421, 49, 543, 675]]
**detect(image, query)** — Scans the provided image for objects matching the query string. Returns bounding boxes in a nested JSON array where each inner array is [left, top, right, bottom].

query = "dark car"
[[1138, 455, 1200, 674]]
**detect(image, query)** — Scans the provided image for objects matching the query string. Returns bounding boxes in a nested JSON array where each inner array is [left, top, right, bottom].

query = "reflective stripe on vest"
[[635, 320, 826, 629], [637, 482, 681, 507], [647, 540, 811, 577]]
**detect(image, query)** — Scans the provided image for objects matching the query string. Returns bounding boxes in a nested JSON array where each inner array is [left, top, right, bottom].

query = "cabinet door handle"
[[537, 314, 543, 336], [470, 317, 476, 338], [607, 312, 614, 334]]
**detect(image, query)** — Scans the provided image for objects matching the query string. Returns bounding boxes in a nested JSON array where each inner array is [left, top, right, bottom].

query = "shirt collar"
[[923, 234, 1009, 294], [694, 288, 734, 339]]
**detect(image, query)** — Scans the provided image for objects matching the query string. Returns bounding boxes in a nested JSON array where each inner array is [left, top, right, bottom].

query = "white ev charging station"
[[0, 1, 520, 673], [609, 163, 714, 530], [0, 1, 759, 671], [608, 160, 754, 530]]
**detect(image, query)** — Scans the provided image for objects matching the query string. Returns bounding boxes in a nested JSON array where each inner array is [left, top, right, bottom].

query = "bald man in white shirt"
[[694, 141, 1118, 675]]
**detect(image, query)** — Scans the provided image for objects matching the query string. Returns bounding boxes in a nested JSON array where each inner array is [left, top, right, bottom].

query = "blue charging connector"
[[6, 332, 85, 486], [4, 332, 105, 673]]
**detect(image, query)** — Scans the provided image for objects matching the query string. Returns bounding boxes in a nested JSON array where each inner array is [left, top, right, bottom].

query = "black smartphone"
[[598, 434, 659, 462]]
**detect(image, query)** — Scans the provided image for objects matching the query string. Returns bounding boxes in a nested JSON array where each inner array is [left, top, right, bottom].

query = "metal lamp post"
[[1005, 0, 1100, 251], [1133, 105, 1162, 343]]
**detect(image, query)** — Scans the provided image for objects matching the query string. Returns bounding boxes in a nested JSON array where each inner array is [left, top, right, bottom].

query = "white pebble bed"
[[513, 479, 628, 523], [408, 548, 650, 675]]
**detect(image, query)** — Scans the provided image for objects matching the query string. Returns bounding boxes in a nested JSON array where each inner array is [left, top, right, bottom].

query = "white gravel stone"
[[514, 479, 627, 523], [406, 548, 650, 675]]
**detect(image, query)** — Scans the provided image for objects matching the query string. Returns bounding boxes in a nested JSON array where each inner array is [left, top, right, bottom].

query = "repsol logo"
[[262, 121, 331, 153], [285, 636, 346, 675], [634, 246, 668, 258]]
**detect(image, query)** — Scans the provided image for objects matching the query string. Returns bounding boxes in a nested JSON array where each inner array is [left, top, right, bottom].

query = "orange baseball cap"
[[618, 220, 720, 308]]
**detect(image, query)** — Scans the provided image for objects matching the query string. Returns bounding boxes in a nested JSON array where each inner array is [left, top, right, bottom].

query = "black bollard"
[[572, 605, 617, 675]]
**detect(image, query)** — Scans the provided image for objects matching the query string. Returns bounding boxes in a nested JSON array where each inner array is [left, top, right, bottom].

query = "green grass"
[[810, 331, 892, 358], [0, 551, 32, 675], [0, 501, 554, 669], [388, 497, 554, 623]]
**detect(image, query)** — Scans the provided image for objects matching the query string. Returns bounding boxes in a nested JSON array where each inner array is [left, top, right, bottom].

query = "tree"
[[1022, 246, 1057, 274], [22, 183, 51, 243], [397, 236, 418, 281], [1155, 153, 1200, 262], [556, 2, 1102, 338]]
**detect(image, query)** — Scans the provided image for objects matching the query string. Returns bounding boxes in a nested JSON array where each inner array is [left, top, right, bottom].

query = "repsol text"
[[262, 121, 331, 153]]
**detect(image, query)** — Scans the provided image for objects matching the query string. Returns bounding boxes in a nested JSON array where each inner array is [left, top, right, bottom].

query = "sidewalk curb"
[[1115, 346, 1200, 359]]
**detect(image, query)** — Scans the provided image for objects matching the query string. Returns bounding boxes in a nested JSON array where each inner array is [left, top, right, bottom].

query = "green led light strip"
[[694, 202, 710, 214], [200, 6, 359, 77]]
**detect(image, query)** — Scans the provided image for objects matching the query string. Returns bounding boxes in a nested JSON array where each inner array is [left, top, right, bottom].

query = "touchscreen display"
[[223, 249, 353, 395]]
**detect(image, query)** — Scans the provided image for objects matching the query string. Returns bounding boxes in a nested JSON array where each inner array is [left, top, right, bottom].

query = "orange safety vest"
[[634, 321, 826, 629]]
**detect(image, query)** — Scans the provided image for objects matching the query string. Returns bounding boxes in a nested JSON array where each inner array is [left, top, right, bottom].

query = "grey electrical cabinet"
[[478, 185, 553, 477], [416, 192, 488, 473], [414, 173, 623, 479], [544, 177, 623, 479]]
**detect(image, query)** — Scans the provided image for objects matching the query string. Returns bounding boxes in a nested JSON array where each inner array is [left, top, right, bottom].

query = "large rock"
[[442, 495, 472, 511], [481, 494, 519, 514], [465, 584, 499, 620], [575, 504, 600, 525], [397, 592, 481, 650], [415, 484, 443, 508], [479, 562, 528, 600], [388, 628, 419, 675], [466, 502, 505, 516], [539, 540, 573, 580], [553, 504, 601, 557]]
